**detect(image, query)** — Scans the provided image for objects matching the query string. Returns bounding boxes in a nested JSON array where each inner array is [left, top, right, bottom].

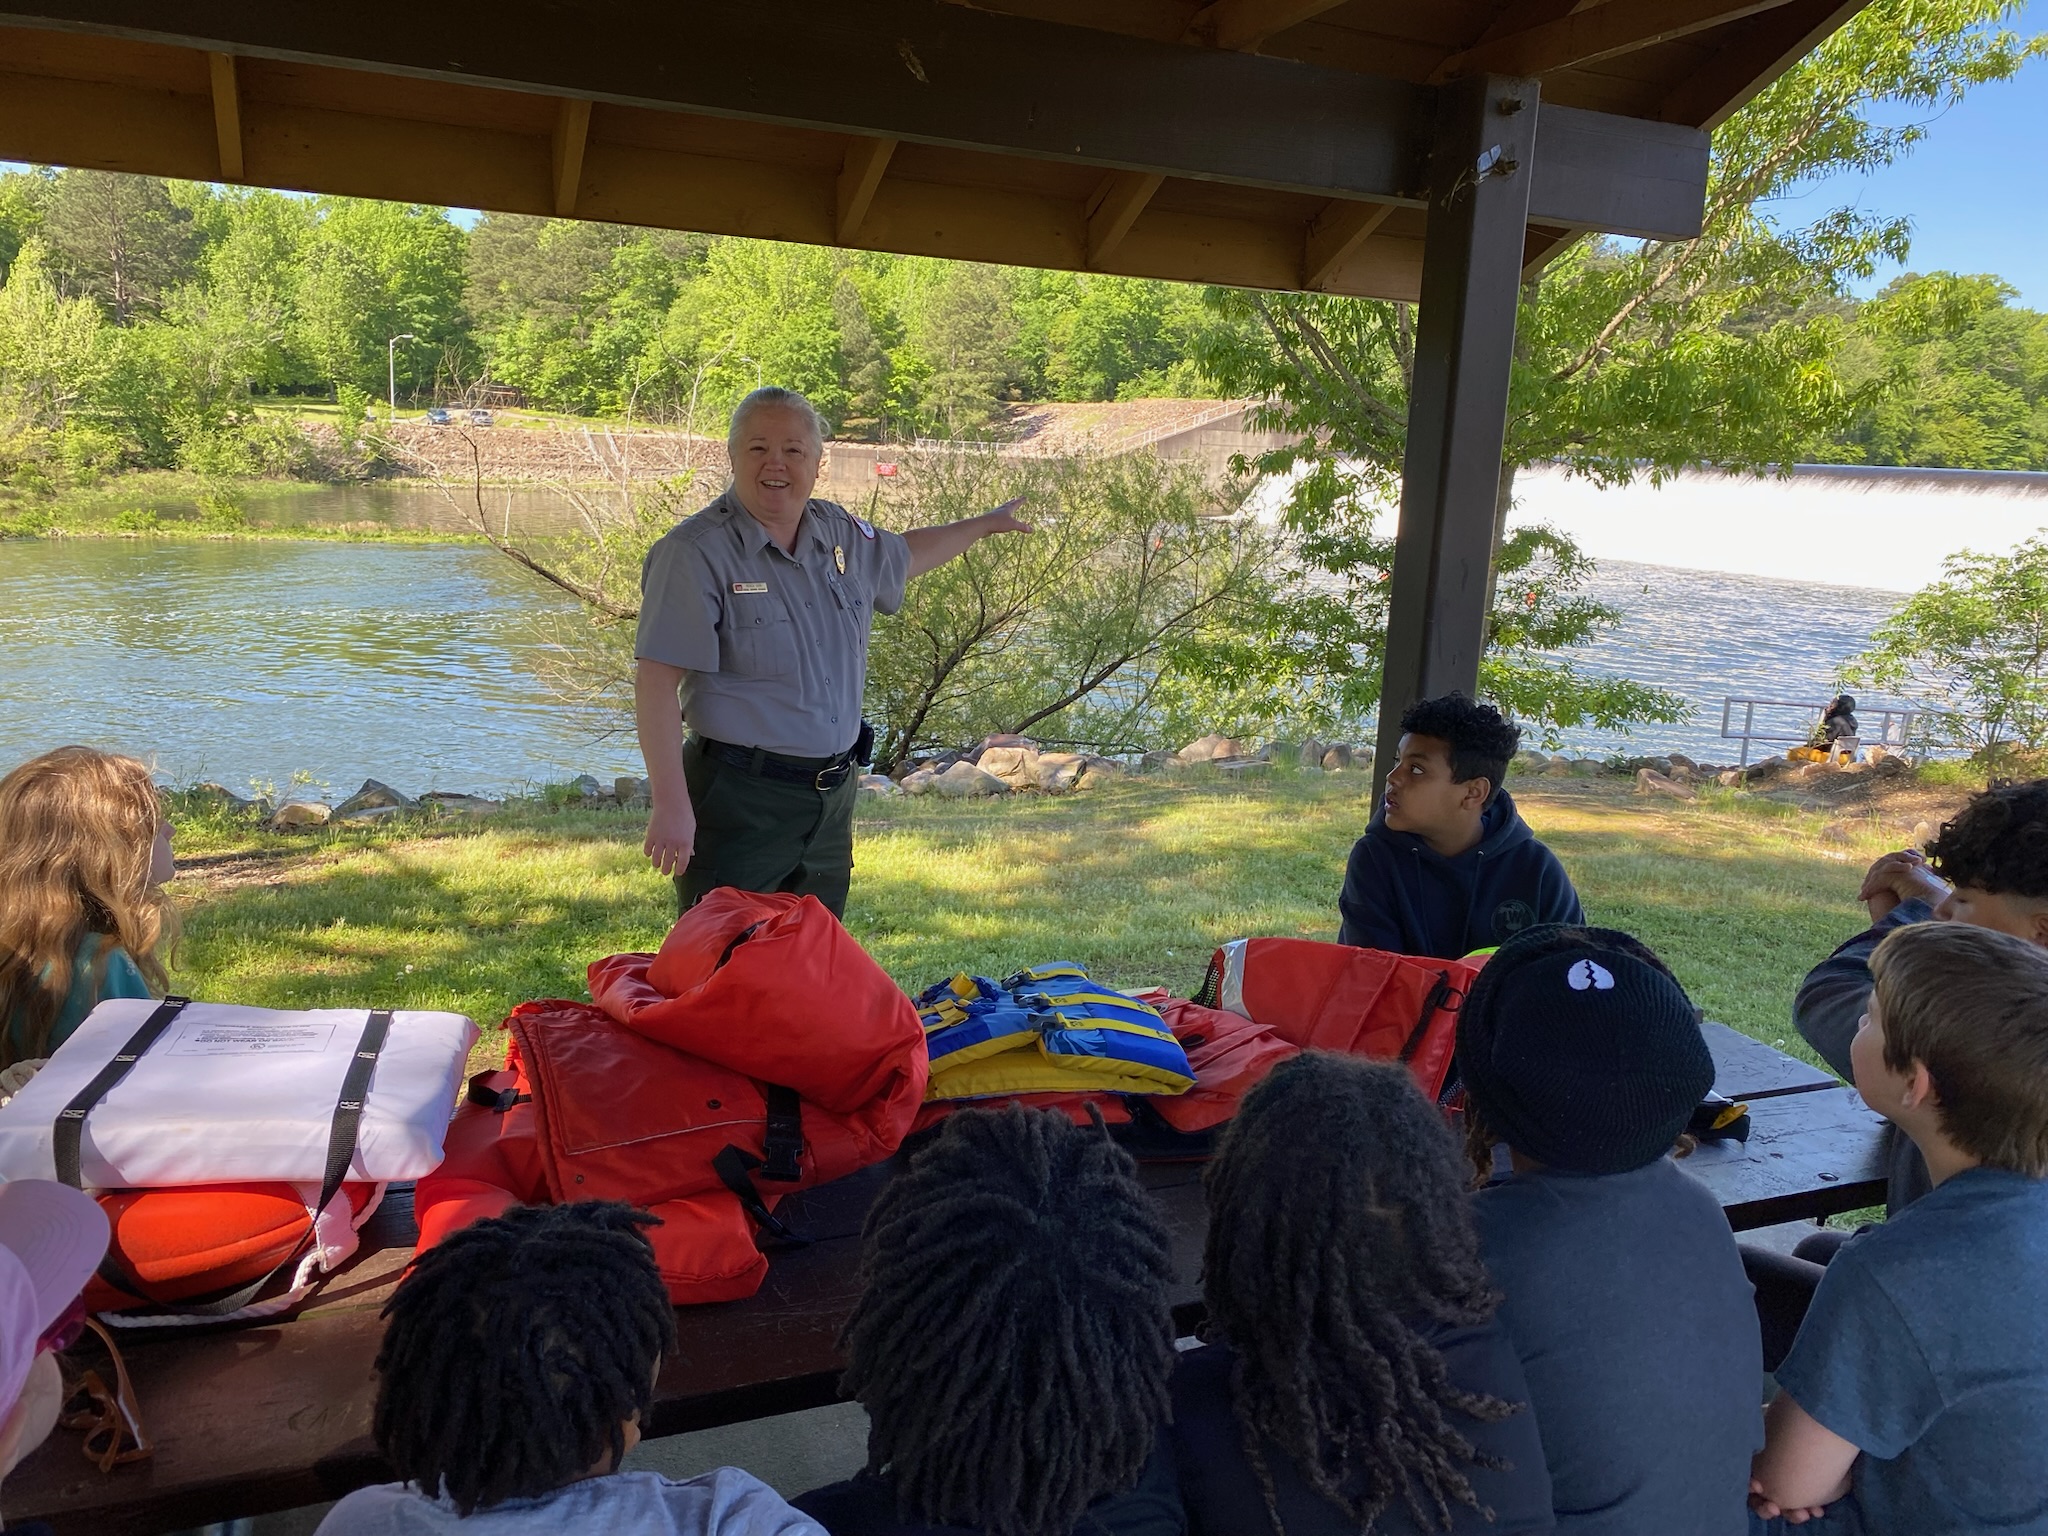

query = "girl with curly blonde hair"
[[0, 747, 176, 1068]]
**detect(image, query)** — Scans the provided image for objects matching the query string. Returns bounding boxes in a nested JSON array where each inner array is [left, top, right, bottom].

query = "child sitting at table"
[[1169, 1051, 1553, 1536], [1338, 694, 1582, 959], [1748, 922, 2048, 1534], [794, 1106, 1182, 1536], [0, 746, 176, 1069], [1458, 924, 1760, 1536], [314, 1201, 824, 1536]]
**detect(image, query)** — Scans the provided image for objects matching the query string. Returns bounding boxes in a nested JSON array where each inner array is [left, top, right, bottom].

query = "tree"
[[897, 262, 1020, 438], [1195, 0, 2041, 736], [41, 171, 199, 324], [1844, 537, 2048, 756], [293, 199, 466, 397]]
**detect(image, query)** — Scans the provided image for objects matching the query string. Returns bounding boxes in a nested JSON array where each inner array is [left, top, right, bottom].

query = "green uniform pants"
[[678, 737, 859, 919]]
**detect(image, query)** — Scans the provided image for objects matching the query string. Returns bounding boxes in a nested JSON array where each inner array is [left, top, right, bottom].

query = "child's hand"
[[1749, 1477, 1830, 1524]]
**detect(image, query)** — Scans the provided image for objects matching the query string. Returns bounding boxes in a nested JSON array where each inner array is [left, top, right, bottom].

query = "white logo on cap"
[[1568, 960, 1615, 992]]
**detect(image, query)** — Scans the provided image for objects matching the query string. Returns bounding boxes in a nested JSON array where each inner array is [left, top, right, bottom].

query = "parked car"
[[425, 407, 451, 425], [467, 408, 494, 427]]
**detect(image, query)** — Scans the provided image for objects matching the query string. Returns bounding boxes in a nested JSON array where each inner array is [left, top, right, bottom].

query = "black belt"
[[698, 736, 858, 791]]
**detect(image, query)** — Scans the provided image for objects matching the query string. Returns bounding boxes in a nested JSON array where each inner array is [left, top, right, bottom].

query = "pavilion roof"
[[0, 1, 1866, 297]]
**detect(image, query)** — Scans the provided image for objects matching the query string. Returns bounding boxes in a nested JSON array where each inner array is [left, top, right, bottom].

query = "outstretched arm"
[[903, 498, 1033, 579]]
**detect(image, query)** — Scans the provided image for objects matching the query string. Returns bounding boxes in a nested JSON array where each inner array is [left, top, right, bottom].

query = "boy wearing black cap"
[[1339, 694, 1583, 959], [1459, 925, 1760, 1536]]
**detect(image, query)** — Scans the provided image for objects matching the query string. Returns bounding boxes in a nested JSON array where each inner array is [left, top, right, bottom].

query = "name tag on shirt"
[[731, 582, 769, 594]]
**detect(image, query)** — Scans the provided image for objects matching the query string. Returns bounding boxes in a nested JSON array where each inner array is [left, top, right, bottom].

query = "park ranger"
[[634, 386, 1030, 918]]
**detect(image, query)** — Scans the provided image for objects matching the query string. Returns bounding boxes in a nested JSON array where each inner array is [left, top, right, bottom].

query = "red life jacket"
[[1196, 938, 1486, 1103], [416, 890, 928, 1305], [1149, 998, 1300, 1134]]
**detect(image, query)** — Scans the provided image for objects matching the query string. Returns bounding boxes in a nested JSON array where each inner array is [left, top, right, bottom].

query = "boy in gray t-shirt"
[[1750, 923, 2048, 1533]]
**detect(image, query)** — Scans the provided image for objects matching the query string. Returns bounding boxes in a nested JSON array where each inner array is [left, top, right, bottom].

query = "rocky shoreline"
[[180, 737, 1916, 830]]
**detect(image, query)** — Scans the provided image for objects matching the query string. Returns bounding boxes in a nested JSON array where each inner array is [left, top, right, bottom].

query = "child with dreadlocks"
[[1169, 1051, 1554, 1536], [313, 1202, 825, 1536], [1458, 924, 1760, 1536], [792, 1105, 1184, 1536]]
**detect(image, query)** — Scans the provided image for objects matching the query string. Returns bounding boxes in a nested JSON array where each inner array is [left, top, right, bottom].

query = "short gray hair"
[[726, 387, 827, 454]]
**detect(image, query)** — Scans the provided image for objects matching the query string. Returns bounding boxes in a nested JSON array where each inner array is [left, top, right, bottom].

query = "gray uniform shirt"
[[635, 490, 910, 758]]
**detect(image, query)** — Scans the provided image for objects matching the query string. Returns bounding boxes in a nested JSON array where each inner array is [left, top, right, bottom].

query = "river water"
[[4, 466, 2044, 792]]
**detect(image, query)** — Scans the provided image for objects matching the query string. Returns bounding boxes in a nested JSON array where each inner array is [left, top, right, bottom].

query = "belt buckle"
[[815, 763, 842, 791]]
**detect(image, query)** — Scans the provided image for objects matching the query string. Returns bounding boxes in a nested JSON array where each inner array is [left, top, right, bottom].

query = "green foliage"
[[1844, 537, 2048, 752], [1193, 0, 2039, 739]]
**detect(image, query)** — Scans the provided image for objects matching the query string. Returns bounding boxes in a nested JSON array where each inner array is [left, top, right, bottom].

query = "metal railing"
[[1720, 697, 1918, 767]]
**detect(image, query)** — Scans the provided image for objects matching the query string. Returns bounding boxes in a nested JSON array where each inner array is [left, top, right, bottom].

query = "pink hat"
[[0, 1181, 109, 1416]]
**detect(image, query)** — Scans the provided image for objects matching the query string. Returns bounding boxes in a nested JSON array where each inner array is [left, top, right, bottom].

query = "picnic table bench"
[[12, 1021, 1885, 1536]]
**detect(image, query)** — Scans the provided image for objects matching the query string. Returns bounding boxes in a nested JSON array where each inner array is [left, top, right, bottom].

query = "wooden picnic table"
[[11, 1021, 1885, 1536]]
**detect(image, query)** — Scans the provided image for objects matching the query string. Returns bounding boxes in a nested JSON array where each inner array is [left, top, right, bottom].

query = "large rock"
[[1321, 744, 1354, 772], [858, 773, 902, 796], [335, 803, 406, 825], [1634, 768, 1696, 802], [614, 775, 651, 808], [1298, 739, 1328, 770], [1037, 752, 1087, 793], [1139, 749, 1180, 773], [1570, 759, 1603, 777], [268, 800, 331, 830], [332, 779, 414, 818], [976, 733, 1037, 755], [1255, 740, 1295, 763], [1743, 756, 1790, 783], [1178, 735, 1246, 764], [978, 745, 1043, 790], [1911, 819, 1936, 849], [1076, 755, 1125, 786], [899, 768, 939, 796], [932, 761, 1008, 798], [1512, 750, 1550, 775], [1667, 752, 1698, 772]]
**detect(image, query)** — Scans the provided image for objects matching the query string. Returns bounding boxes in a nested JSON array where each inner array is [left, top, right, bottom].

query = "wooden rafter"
[[1434, 0, 1799, 82], [835, 134, 896, 243], [205, 48, 239, 181], [1183, 0, 1349, 52], [1301, 198, 1393, 289], [1657, 0, 1870, 130], [1084, 168, 1162, 266], [550, 95, 589, 217]]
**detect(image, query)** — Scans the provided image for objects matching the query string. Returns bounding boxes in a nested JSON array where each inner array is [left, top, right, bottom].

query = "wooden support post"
[[1302, 198, 1394, 290], [1373, 75, 1538, 803], [551, 96, 590, 217], [206, 50, 242, 182], [1085, 169, 1163, 268], [835, 135, 896, 243]]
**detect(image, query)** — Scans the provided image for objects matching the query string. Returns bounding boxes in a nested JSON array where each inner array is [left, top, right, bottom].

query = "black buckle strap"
[[712, 1145, 809, 1246], [760, 1083, 804, 1183], [53, 997, 191, 1190], [61, 1005, 394, 1321], [1400, 971, 1457, 1065]]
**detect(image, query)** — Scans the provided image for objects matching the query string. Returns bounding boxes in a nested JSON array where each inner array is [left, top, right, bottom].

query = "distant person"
[[0, 746, 176, 1069], [1170, 1052, 1554, 1536], [0, 1180, 111, 1536], [1459, 925, 1760, 1536], [1749, 923, 2048, 1534], [795, 1106, 1182, 1536], [634, 386, 1031, 920], [1819, 694, 1858, 746], [314, 1202, 823, 1536], [1338, 694, 1583, 958]]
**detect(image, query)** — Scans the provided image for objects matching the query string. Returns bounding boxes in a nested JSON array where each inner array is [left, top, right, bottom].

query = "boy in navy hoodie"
[[1338, 694, 1583, 958]]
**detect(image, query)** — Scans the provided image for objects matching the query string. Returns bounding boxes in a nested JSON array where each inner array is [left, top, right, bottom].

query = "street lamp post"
[[387, 333, 416, 422]]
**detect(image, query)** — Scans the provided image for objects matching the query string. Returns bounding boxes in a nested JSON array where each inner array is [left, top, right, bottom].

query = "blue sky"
[[1777, 0, 2048, 304]]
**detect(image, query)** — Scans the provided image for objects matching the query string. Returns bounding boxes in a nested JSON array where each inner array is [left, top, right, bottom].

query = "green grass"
[[161, 775, 1915, 1074]]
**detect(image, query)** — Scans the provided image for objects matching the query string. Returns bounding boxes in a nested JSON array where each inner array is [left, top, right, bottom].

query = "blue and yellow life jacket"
[[916, 963, 1194, 1102]]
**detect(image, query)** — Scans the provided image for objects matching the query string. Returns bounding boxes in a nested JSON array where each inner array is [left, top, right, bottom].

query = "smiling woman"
[[630, 385, 1030, 920]]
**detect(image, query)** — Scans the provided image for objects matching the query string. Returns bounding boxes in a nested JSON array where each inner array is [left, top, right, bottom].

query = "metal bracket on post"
[[1372, 74, 1539, 808]]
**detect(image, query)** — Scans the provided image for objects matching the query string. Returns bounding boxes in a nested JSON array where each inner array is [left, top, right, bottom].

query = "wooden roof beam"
[[1183, 0, 1350, 53], [836, 135, 896, 243], [1302, 198, 1394, 289], [551, 96, 589, 217], [1434, 0, 1801, 82], [205, 48, 239, 181], [1085, 169, 1162, 266]]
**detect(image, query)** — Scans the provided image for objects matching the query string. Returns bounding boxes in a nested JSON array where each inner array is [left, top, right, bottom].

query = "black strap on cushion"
[[92, 1008, 394, 1322], [759, 1083, 804, 1183], [53, 996, 192, 1190], [712, 1145, 809, 1246], [1399, 971, 1456, 1065]]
